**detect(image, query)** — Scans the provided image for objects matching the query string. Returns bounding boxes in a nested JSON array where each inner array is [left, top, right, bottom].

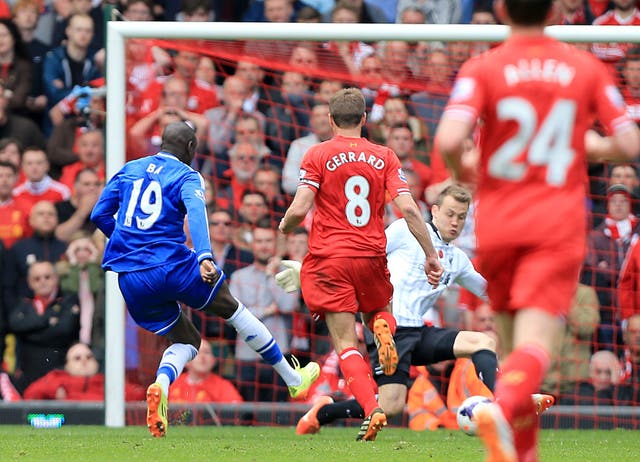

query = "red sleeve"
[[298, 146, 322, 192], [385, 148, 411, 199], [619, 241, 640, 320], [443, 57, 486, 123], [591, 59, 635, 134]]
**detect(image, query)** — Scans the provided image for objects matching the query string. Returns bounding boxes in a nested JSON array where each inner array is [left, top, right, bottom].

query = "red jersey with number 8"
[[299, 134, 410, 258], [443, 35, 634, 249]]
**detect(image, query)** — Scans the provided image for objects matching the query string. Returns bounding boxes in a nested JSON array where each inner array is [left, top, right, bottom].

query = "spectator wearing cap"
[[591, 163, 640, 226], [582, 183, 640, 353], [610, 164, 640, 215]]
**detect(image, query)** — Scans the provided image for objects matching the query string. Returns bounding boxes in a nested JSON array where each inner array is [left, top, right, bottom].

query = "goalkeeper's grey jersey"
[[385, 218, 486, 328]]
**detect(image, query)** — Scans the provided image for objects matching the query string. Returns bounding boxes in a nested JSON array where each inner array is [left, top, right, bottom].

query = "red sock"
[[494, 343, 549, 422], [367, 311, 397, 335], [513, 402, 539, 462], [338, 347, 378, 416]]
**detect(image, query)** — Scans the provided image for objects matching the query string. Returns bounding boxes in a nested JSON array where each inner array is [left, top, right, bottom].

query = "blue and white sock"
[[155, 343, 198, 396], [227, 301, 301, 386]]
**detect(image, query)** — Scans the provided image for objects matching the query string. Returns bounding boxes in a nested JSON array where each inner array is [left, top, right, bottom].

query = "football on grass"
[[456, 395, 492, 436]]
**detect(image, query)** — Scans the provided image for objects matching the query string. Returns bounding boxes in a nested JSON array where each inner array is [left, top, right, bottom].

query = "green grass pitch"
[[1, 426, 639, 462]]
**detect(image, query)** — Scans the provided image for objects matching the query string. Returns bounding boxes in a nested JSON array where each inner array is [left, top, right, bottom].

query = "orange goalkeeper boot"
[[373, 318, 398, 376]]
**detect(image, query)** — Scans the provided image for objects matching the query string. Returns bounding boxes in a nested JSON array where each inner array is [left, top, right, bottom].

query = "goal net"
[[105, 21, 640, 429]]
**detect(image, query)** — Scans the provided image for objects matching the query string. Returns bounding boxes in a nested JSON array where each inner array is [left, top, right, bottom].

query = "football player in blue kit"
[[91, 121, 319, 437]]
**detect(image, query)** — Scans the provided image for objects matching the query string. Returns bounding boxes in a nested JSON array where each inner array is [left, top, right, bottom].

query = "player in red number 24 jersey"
[[435, 0, 640, 460]]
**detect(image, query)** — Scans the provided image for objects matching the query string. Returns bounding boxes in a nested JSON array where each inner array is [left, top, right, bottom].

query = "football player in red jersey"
[[279, 88, 442, 441], [435, 0, 640, 459]]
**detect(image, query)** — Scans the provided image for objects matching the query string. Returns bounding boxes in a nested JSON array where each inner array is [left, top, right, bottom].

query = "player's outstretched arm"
[[392, 194, 443, 287], [279, 187, 315, 234], [585, 126, 640, 163]]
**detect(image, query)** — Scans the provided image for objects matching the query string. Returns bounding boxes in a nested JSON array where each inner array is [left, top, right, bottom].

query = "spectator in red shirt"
[[138, 48, 219, 118], [386, 123, 431, 195], [23, 342, 145, 401], [592, 0, 640, 72], [169, 339, 243, 403], [0, 160, 29, 248], [13, 146, 70, 208], [215, 141, 263, 213], [129, 76, 208, 159], [58, 129, 105, 191]]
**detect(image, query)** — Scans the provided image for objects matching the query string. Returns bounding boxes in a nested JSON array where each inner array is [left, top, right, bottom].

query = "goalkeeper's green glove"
[[274, 260, 302, 293]]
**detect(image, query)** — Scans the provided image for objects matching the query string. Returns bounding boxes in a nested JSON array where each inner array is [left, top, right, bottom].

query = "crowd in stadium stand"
[[1, 0, 640, 422]]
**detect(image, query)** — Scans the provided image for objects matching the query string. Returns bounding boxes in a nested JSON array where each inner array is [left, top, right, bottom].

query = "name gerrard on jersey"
[[325, 151, 385, 171]]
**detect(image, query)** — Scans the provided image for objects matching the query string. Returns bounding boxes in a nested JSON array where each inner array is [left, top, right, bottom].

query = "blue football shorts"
[[118, 253, 226, 335]]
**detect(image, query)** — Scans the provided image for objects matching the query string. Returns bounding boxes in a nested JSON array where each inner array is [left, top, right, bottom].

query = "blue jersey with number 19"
[[91, 152, 213, 272]]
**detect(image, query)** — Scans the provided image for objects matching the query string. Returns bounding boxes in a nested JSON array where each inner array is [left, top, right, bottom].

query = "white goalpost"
[[104, 21, 640, 427]]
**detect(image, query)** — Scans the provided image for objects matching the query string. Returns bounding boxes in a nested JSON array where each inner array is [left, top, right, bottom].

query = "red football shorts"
[[300, 255, 393, 316], [476, 239, 584, 317]]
